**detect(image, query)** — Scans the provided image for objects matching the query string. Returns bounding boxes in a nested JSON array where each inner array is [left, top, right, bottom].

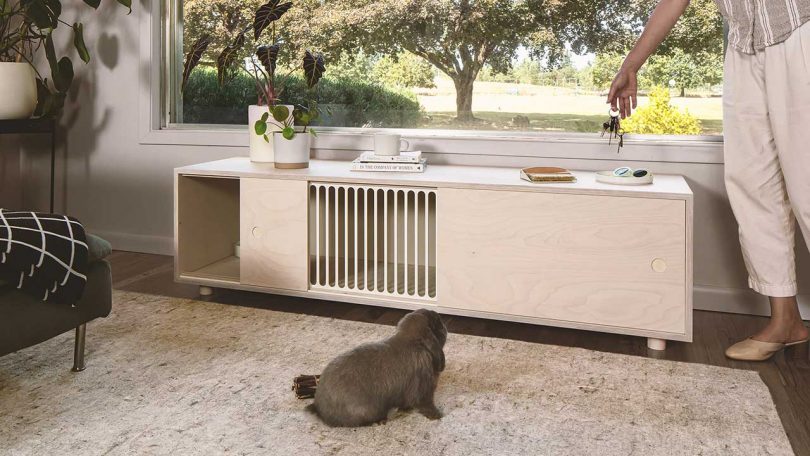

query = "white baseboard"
[[695, 285, 810, 319], [91, 230, 173, 256], [91, 230, 809, 320]]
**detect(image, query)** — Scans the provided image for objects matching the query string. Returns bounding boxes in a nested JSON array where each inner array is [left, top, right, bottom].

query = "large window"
[[169, 0, 724, 136]]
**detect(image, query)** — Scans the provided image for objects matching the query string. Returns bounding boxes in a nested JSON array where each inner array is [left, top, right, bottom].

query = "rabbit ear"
[[421, 331, 445, 373], [436, 349, 446, 373], [429, 312, 447, 342]]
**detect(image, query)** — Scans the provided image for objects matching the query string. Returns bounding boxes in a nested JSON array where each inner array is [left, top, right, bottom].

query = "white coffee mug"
[[374, 133, 410, 156]]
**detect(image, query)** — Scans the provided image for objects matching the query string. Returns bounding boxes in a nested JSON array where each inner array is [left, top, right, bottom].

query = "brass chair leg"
[[71, 324, 87, 372]]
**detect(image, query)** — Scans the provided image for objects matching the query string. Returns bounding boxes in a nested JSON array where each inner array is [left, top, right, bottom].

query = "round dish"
[[596, 170, 654, 186]]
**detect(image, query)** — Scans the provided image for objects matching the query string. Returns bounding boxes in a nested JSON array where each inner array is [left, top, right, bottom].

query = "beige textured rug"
[[0, 292, 793, 455]]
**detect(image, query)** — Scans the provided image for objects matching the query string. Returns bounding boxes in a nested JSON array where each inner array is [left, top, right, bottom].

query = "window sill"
[[139, 125, 725, 165]]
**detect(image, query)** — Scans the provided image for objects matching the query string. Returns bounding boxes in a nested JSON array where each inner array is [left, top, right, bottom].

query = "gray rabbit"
[[307, 309, 448, 427]]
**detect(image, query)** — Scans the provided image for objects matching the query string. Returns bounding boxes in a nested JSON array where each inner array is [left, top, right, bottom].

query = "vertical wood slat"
[[414, 191, 420, 296], [425, 192, 430, 297], [309, 183, 436, 300], [384, 190, 388, 293], [325, 186, 330, 287], [394, 191, 399, 294], [404, 191, 409, 296], [315, 187, 320, 286]]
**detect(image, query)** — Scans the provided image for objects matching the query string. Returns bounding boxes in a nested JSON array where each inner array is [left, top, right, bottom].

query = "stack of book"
[[351, 151, 427, 173]]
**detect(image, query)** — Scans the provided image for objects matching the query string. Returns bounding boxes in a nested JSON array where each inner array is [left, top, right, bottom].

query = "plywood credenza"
[[175, 158, 693, 350]]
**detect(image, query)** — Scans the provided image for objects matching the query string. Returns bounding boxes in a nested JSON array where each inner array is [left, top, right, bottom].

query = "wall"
[[15, 1, 809, 318]]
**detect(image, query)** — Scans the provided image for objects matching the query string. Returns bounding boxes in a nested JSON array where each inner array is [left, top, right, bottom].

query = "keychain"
[[601, 109, 625, 153]]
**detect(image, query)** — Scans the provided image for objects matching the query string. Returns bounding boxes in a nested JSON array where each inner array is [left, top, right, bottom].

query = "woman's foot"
[[751, 318, 809, 344], [725, 296, 808, 361]]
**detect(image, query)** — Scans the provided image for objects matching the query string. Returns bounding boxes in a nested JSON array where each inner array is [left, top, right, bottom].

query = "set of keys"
[[602, 109, 625, 153]]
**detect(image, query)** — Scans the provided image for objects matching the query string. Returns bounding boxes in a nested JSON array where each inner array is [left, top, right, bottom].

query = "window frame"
[[139, 0, 725, 165]]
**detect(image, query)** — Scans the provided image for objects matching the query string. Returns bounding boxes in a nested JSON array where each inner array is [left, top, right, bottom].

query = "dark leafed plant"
[[303, 50, 324, 89], [0, 0, 131, 117], [181, 34, 211, 92], [181, 0, 327, 140]]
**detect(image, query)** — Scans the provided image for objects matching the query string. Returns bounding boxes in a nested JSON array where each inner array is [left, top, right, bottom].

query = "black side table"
[[0, 118, 56, 213]]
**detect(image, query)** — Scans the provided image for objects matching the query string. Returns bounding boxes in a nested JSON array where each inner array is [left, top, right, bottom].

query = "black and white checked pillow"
[[0, 209, 89, 305]]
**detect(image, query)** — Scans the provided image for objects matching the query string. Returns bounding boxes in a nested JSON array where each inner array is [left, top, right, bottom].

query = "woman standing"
[[609, 0, 810, 361]]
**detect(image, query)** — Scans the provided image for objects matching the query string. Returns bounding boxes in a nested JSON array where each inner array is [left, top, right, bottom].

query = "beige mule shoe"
[[725, 338, 809, 361]]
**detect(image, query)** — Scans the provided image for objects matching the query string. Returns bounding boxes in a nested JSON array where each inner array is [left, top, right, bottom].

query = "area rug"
[[0, 291, 793, 456]]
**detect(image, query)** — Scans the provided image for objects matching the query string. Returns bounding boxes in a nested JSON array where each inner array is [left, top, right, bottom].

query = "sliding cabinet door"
[[241, 178, 308, 291], [437, 188, 688, 336]]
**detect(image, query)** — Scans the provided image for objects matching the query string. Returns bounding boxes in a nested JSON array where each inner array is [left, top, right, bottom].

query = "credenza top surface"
[[177, 157, 692, 200]]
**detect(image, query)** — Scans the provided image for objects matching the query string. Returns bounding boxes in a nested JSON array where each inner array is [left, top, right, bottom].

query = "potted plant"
[[0, 0, 130, 120], [182, 0, 325, 164], [253, 51, 325, 169]]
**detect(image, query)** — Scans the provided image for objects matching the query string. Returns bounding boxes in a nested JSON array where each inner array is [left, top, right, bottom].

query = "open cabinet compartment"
[[308, 183, 438, 301], [176, 175, 240, 284]]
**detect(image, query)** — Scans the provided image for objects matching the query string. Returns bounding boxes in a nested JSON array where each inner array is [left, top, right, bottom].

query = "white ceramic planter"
[[273, 131, 311, 169], [0, 63, 37, 120], [248, 104, 294, 163]]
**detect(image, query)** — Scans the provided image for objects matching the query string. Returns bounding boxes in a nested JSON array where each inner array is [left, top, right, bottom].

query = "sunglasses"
[[613, 167, 650, 178]]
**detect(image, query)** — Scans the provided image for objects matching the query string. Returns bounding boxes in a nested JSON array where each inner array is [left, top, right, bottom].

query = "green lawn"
[[416, 79, 723, 135], [420, 111, 723, 135]]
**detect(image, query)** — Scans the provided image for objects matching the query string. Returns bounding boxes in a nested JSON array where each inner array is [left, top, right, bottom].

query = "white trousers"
[[724, 21, 810, 297]]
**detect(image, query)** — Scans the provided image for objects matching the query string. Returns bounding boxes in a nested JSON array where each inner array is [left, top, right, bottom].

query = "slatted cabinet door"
[[241, 178, 309, 291], [437, 188, 689, 338]]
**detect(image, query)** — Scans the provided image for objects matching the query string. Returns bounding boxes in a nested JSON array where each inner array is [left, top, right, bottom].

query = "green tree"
[[644, 49, 723, 96], [288, 0, 650, 121], [183, 0, 263, 55], [590, 49, 722, 95], [590, 53, 626, 89], [373, 52, 437, 88]]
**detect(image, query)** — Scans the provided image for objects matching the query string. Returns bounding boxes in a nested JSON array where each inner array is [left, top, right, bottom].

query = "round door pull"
[[252, 226, 264, 238], [652, 258, 668, 273]]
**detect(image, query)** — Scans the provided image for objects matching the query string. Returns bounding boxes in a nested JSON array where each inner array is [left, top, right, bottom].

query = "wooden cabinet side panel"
[[240, 179, 309, 291], [177, 176, 240, 274], [437, 188, 687, 335]]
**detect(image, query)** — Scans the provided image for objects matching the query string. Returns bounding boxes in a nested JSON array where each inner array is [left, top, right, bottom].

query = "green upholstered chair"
[[0, 234, 113, 371]]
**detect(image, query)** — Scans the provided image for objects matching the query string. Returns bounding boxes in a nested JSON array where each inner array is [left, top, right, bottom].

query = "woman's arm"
[[608, 0, 691, 118]]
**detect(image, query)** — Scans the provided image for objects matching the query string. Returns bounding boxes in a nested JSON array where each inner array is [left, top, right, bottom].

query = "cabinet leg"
[[199, 286, 214, 297], [647, 338, 667, 351]]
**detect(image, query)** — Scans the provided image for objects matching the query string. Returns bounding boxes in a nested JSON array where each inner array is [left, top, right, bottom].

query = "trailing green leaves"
[[303, 50, 325, 89], [73, 23, 90, 63], [256, 44, 280, 78], [253, 0, 292, 40], [182, 34, 211, 92], [82, 0, 100, 9], [216, 31, 246, 87]]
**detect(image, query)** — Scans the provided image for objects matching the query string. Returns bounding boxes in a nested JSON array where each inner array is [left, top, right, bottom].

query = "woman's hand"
[[607, 67, 638, 119], [604, 0, 691, 119]]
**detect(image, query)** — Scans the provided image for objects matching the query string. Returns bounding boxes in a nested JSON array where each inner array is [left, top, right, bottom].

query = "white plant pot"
[[0, 63, 37, 120], [273, 132, 311, 169], [248, 104, 294, 163]]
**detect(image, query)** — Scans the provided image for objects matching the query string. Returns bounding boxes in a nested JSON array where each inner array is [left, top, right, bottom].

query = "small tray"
[[596, 170, 654, 186]]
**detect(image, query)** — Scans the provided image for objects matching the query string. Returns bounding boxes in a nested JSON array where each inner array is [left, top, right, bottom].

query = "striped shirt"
[[714, 0, 810, 53]]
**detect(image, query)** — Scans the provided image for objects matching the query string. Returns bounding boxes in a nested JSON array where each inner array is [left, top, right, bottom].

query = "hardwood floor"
[[107, 251, 810, 455]]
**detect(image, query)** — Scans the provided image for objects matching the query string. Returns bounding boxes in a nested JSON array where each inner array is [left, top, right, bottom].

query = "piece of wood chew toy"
[[293, 375, 321, 399]]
